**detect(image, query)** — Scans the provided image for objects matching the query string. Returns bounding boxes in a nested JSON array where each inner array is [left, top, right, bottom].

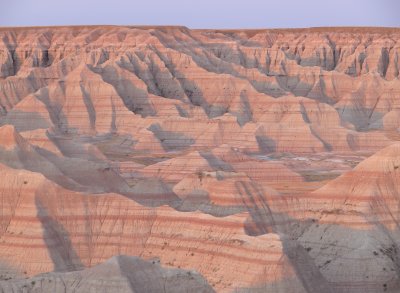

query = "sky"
[[1, 0, 399, 29]]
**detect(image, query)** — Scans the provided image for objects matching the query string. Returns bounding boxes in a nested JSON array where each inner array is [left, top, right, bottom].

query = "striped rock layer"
[[0, 26, 400, 292]]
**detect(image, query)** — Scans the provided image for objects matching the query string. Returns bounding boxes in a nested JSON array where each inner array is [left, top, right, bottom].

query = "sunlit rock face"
[[0, 26, 400, 292]]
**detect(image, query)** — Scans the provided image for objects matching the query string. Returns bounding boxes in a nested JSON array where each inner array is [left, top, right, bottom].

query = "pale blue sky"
[[1, 0, 399, 28]]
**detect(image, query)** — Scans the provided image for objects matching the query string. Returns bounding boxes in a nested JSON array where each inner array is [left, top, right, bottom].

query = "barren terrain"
[[0, 25, 400, 292]]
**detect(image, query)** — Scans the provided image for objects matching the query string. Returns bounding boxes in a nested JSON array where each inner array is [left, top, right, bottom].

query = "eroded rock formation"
[[0, 26, 400, 292]]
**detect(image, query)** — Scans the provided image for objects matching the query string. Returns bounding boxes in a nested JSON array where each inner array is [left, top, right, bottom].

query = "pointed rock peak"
[[355, 142, 400, 172], [0, 124, 28, 150], [371, 142, 400, 157], [88, 255, 131, 277], [64, 62, 99, 82], [312, 142, 400, 198]]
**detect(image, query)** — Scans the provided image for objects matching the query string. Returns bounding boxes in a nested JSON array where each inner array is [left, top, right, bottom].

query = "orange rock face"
[[0, 26, 400, 292]]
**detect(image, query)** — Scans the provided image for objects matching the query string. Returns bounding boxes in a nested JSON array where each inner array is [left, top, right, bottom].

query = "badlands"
[[0, 25, 399, 292]]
